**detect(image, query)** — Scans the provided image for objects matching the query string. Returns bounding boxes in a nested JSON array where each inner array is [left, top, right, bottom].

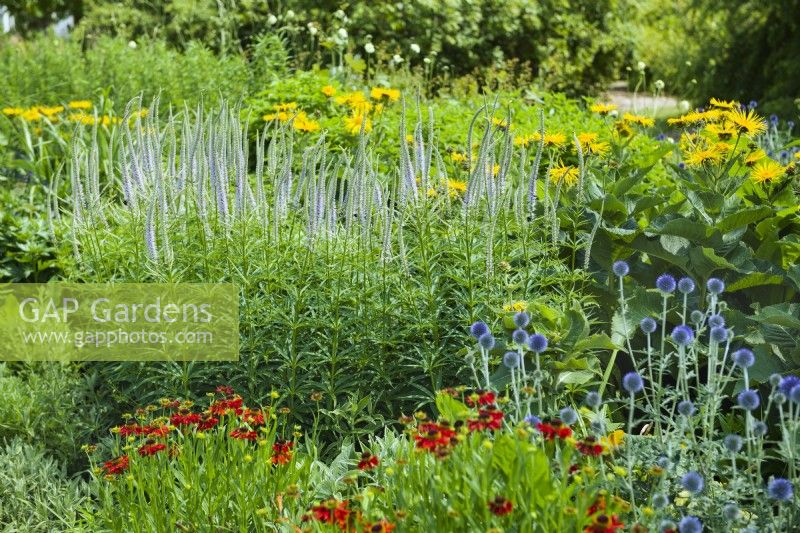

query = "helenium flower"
[[612, 260, 630, 277], [656, 274, 676, 293]]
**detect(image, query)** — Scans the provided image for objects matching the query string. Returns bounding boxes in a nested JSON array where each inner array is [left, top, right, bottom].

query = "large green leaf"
[[717, 206, 773, 233], [727, 272, 785, 292]]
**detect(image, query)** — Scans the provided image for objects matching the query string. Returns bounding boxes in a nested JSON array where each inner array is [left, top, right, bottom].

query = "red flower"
[[488, 496, 513, 516], [215, 385, 235, 396], [230, 428, 258, 441], [271, 440, 294, 465], [196, 413, 219, 431], [536, 420, 573, 440], [414, 422, 457, 452], [467, 407, 504, 432], [170, 410, 202, 426], [209, 396, 244, 416], [363, 519, 396, 532], [584, 513, 624, 533], [577, 437, 604, 457], [138, 441, 167, 456], [242, 408, 266, 426], [357, 453, 379, 471], [101, 455, 129, 476], [119, 424, 170, 438], [305, 499, 351, 530], [465, 390, 496, 407]]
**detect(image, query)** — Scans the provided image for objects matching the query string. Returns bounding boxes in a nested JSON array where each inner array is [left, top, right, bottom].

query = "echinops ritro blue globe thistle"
[[677, 277, 696, 294], [612, 260, 630, 277], [622, 372, 644, 394], [513, 311, 530, 328], [640, 317, 657, 334], [656, 274, 676, 293]]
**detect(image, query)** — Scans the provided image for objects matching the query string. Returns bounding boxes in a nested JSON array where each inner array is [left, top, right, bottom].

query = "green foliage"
[[0, 439, 87, 532], [0, 186, 60, 282]]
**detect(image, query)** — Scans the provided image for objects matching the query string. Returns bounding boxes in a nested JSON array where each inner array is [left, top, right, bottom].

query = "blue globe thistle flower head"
[[656, 274, 677, 293], [640, 317, 657, 335], [774, 392, 787, 405], [671, 325, 694, 346], [612, 260, 630, 277], [678, 161, 686, 170], [767, 478, 794, 501], [677, 400, 696, 417], [779, 375, 800, 396], [528, 333, 548, 354], [652, 493, 669, 509], [677, 277, 696, 294], [723, 434, 743, 453], [656, 455, 671, 469], [524, 414, 541, 426], [622, 371, 644, 394], [752, 420, 768, 437], [678, 515, 703, 533], [590, 419, 606, 434], [788, 120, 795, 130], [722, 503, 739, 521], [512, 328, 529, 345], [770, 113, 779, 125], [790, 384, 800, 404], [710, 326, 728, 343], [478, 333, 496, 350], [733, 348, 755, 368], [748, 100, 758, 109], [769, 373, 783, 388], [737, 389, 760, 411], [707, 278, 725, 295], [708, 314, 725, 328], [584, 391, 602, 409], [657, 133, 667, 141], [503, 351, 521, 369], [690, 310, 704, 325], [681, 471, 705, 494], [470, 321, 489, 339], [559, 407, 578, 426], [513, 311, 530, 328]]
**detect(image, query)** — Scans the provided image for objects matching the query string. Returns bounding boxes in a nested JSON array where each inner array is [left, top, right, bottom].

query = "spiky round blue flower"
[[770, 113, 779, 125], [748, 100, 758, 109], [790, 384, 800, 404], [707, 278, 725, 295], [622, 371, 644, 394], [671, 325, 694, 346], [789, 120, 795, 130], [503, 351, 520, 369], [524, 414, 541, 426], [656, 274, 677, 293], [690, 310, 704, 324], [767, 478, 794, 501], [612, 260, 630, 277], [678, 162, 686, 170], [710, 326, 728, 343], [512, 329, 529, 345], [722, 503, 739, 521], [559, 407, 578, 426], [656, 455, 671, 469], [640, 317, 657, 334], [652, 493, 669, 509], [677, 400, 696, 417], [470, 321, 489, 338], [769, 373, 783, 388], [681, 471, 705, 494], [708, 314, 725, 328], [732, 348, 755, 368], [513, 311, 530, 328], [723, 434, 743, 453], [774, 392, 787, 405], [737, 389, 760, 411], [478, 333, 495, 350], [590, 419, 606, 434], [678, 277, 696, 294], [678, 515, 703, 533], [779, 375, 800, 396], [584, 391, 602, 409], [528, 333, 548, 354], [753, 420, 768, 437]]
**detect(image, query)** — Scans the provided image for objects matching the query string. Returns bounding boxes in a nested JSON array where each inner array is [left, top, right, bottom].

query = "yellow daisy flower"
[[750, 160, 785, 183], [344, 113, 372, 134], [589, 102, 617, 115], [745, 150, 767, 167], [685, 148, 722, 167], [622, 113, 655, 127], [68, 100, 92, 110], [709, 97, 738, 110], [726, 108, 767, 136], [272, 102, 298, 112], [549, 164, 579, 187], [450, 152, 466, 163], [321, 85, 336, 97], [369, 87, 400, 102]]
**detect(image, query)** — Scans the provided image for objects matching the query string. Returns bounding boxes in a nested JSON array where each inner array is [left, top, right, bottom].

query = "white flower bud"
[[337, 28, 348, 40], [410, 43, 420, 54], [128, 40, 137, 49], [267, 14, 277, 25], [364, 42, 375, 54], [654, 79, 665, 90]]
